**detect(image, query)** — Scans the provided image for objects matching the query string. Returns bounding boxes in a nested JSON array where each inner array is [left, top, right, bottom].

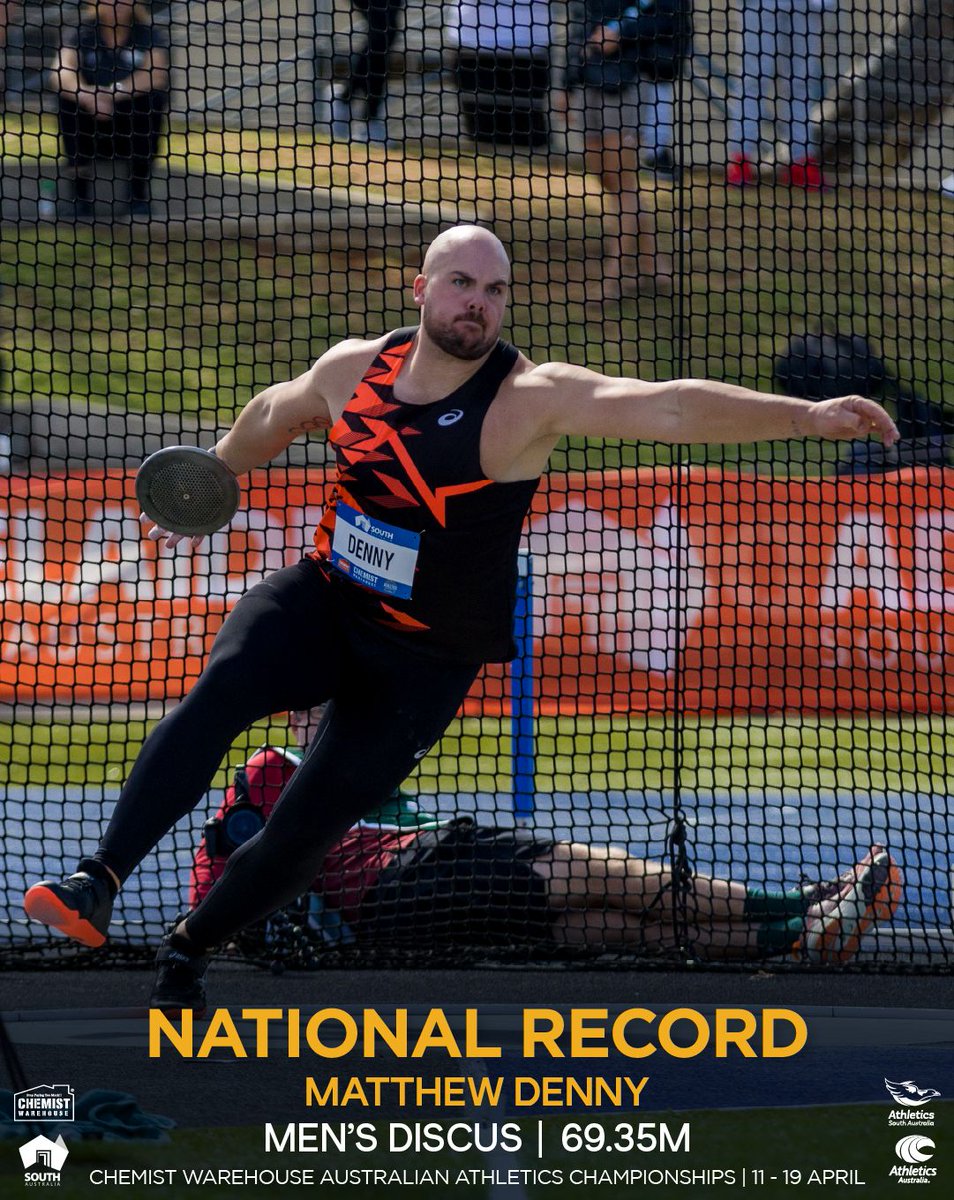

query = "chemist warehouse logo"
[[14, 1085, 74, 1124], [19, 1134, 69, 1187]]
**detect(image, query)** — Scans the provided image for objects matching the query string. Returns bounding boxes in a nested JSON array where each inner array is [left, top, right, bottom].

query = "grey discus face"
[[135, 446, 240, 536]]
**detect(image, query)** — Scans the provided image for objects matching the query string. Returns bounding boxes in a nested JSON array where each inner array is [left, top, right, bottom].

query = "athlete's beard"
[[422, 309, 499, 361]]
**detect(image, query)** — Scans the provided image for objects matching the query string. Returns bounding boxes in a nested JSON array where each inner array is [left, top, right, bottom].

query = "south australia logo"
[[19, 1134, 69, 1187]]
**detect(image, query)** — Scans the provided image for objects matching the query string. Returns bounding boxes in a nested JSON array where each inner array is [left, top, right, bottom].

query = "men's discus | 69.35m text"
[[263, 1121, 872, 1188], [264, 1119, 691, 1155]]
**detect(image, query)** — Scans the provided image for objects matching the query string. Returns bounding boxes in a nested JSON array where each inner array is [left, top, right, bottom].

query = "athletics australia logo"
[[14, 1084, 75, 1124], [19, 1134, 69, 1187], [886, 1077, 940, 1128], [895, 1136, 935, 1164], [889, 1135, 937, 1183]]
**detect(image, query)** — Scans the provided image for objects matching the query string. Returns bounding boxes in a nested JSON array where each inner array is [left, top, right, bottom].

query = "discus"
[[135, 445, 240, 536]]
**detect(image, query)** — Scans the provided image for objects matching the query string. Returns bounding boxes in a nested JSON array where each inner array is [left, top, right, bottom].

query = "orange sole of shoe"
[[23, 885, 106, 948], [818, 863, 903, 963]]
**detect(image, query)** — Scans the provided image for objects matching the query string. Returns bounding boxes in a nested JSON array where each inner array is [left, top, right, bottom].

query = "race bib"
[[330, 502, 420, 599]]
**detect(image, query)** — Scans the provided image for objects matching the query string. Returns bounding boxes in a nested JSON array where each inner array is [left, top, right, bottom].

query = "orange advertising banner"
[[2, 467, 953, 714]]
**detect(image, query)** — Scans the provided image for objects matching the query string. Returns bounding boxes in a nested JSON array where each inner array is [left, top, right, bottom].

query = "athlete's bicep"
[[266, 337, 378, 435], [270, 363, 335, 438], [517, 363, 681, 443], [283, 336, 389, 433]]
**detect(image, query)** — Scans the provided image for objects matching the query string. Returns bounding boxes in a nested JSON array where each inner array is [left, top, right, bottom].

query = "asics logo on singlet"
[[437, 409, 464, 426]]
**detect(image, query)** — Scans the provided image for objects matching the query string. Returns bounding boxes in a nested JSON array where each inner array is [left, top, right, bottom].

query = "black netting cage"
[[1, 0, 952, 974]]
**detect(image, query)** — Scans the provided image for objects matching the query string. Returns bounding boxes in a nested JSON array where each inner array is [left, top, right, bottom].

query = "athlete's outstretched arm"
[[210, 369, 331, 475], [142, 339, 384, 548], [210, 364, 331, 475], [515, 363, 900, 449], [140, 364, 328, 548], [211, 337, 385, 475]]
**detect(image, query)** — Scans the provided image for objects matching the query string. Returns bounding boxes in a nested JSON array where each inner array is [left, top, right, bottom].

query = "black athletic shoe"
[[151, 932, 210, 1014], [24, 871, 113, 948]]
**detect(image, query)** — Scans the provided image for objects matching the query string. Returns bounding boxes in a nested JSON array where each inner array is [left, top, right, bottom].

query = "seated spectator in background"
[[0, 2, 18, 95], [561, 0, 691, 299], [190, 705, 437, 910], [448, 0, 552, 149], [633, 0, 689, 178], [163, 710, 904, 1010], [46, 0, 169, 221], [774, 331, 951, 472], [331, 0, 405, 145], [726, 0, 833, 189]]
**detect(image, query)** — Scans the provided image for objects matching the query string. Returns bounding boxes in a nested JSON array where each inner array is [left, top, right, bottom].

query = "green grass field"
[[3, 113, 954, 477], [1, 713, 949, 797]]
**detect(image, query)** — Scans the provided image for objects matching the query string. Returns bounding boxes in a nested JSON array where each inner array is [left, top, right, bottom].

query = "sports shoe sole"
[[23, 884, 107, 948], [807, 846, 902, 963]]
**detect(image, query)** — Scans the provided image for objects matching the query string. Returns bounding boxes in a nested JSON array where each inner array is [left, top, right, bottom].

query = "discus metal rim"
[[135, 445, 240, 536]]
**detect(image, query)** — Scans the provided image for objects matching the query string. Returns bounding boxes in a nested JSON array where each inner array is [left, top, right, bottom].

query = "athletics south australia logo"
[[19, 1134, 69, 1187], [885, 1077, 940, 1128]]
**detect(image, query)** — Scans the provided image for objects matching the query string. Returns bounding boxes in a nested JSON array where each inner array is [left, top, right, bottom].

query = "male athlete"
[[24, 224, 900, 1005]]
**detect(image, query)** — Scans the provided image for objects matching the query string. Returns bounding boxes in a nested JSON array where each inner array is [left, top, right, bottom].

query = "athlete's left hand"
[[805, 396, 900, 446], [140, 511, 205, 550]]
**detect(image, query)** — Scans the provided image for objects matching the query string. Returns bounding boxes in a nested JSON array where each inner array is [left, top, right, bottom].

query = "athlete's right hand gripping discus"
[[136, 445, 240, 537]]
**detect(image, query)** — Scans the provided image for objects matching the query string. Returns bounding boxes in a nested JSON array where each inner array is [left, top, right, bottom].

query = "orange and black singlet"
[[310, 328, 541, 663]]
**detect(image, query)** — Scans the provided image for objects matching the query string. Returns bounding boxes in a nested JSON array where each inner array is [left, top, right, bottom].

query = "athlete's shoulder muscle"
[[480, 353, 560, 481], [308, 334, 392, 422]]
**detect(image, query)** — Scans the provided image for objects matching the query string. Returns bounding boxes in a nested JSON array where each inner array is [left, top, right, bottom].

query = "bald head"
[[422, 225, 511, 279], [414, 226, 511, 361]]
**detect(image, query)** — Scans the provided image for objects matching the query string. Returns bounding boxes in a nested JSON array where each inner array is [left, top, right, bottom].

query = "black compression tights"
[[93, 561, 477, 950]]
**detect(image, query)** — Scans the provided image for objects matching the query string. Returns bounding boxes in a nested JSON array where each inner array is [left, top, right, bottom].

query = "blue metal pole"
[[511, 550, 535, 821]]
